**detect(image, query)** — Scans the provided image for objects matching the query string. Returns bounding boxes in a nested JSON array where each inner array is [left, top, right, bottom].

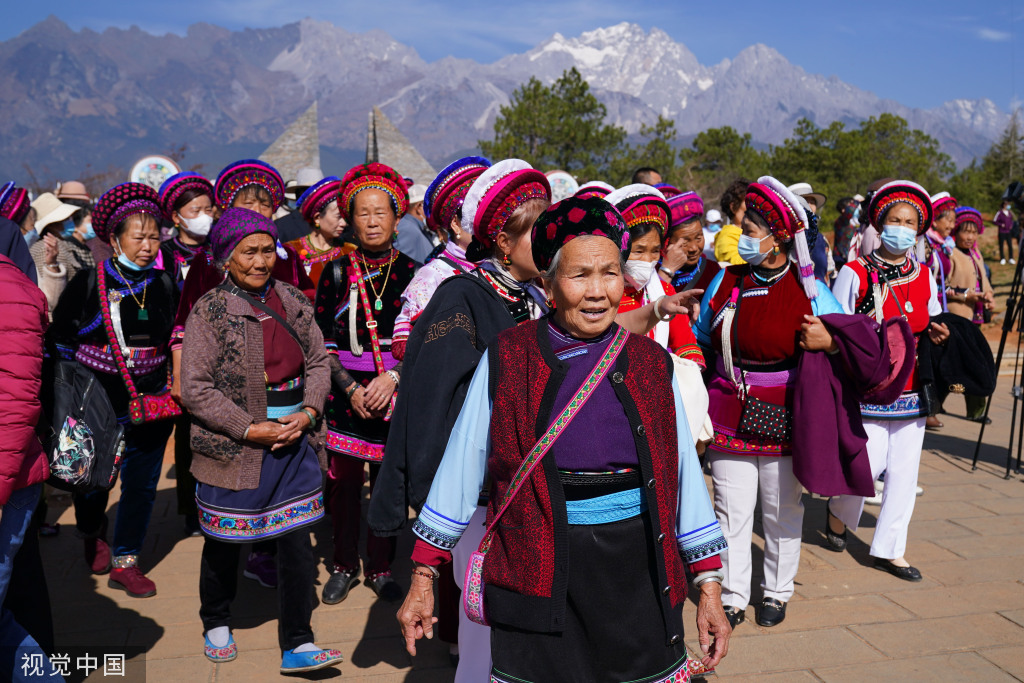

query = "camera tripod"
[[972, 250, 1024, 479]]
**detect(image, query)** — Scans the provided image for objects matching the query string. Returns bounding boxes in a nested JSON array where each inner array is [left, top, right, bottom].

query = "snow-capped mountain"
[[0, 17, 1008, 184]]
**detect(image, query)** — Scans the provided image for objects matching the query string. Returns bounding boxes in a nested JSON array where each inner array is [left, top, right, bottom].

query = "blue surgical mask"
[[880, 224, 917, 254], [81, 220, 96, 241], [61, 220, 76, 239], [116, 252, 154, 272], [23, 230, 39, 248], [737, 233, 772, 266]]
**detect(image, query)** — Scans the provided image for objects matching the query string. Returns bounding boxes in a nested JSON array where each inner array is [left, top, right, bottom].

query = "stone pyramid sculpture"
[[260, 101, 321, 183], [366, 106, 436, 185]]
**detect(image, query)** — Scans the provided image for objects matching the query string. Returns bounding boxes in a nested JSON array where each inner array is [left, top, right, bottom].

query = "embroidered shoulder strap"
[[97, 264, 142, 402], [478, 326, 629, 554], [347, 253, 387, 377]]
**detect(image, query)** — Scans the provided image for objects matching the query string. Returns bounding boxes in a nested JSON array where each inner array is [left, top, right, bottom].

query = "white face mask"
[[180, 213, 213, 238], [623, 259, 656, 289]]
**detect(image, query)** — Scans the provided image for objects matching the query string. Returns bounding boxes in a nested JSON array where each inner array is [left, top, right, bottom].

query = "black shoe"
[[722, 606, 745, 629], [824, 504, 847, 552], [367, 572, 404, 602], [873, 558, 922, 582], [756, 598, 787, 627], [321, 567, 360, 605], [969, 416, 992, 425], [183, 514, 201, 537]]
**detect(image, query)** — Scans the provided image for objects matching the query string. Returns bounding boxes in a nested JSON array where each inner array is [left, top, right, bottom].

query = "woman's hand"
[[660, 240, 688, 278], [170, 349, 183, 404], [982, 291, 995, 310], [799, 315, 838, 353], [695, 581, 730, 669], [363, 373, 397, 413], [928, 321, 951, 345], [397, 565, 439, 656], [660, 288, 704, 324], [349, 386, 377, 420], [964, 290, 981, 306], [43, 234, 59, 269], [245, 421, 286, 448], [274, 410, 314, 449]]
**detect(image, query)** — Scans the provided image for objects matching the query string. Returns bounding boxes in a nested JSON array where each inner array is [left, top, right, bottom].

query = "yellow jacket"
[[714, 224, 746, 265]]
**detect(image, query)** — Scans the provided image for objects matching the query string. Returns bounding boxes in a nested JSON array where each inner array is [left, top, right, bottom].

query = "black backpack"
[[44, 360, 126, 493]]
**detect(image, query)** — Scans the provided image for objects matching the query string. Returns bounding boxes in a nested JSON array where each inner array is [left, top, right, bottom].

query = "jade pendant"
[[374, 298, 383, 312], [137, 308, 149, 321]]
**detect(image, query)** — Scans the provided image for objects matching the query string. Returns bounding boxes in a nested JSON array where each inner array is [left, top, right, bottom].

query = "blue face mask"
[[115, 239, 155, 272], [737, 233, 771, 266], [61, 220, 76, 240], [880, 224, 917, 254], [943, 236, 955, 251], [23, 230, 39, 248], [81, 220, 96, 241]]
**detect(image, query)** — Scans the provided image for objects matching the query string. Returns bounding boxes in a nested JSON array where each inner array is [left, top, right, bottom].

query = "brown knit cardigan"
[[181, 279, 331, 490]]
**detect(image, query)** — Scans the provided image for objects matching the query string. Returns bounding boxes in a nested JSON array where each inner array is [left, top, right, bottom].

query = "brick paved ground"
[[41, 387, 1024, 682]]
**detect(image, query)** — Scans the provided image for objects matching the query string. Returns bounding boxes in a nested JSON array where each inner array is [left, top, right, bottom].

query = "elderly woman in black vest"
[[397, 196, 730, 683]]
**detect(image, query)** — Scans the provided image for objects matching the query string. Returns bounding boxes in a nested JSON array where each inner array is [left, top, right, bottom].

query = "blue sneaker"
[[280, 647, 343, 674], [203, 632, 237, 662]]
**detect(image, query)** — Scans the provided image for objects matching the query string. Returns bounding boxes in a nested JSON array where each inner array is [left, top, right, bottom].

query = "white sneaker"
[[916, 485, 924, 496], [1012, 259, 1017, 265], [864, 492, 883, 506], [874, 480, 885, 494], [1002, 259, 1007, 265]]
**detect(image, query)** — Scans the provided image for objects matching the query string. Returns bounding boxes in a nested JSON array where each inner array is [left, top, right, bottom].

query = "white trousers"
[[830, 418, 924, 560], [708, 452, 804, 610], [451, 505, 491, 683]]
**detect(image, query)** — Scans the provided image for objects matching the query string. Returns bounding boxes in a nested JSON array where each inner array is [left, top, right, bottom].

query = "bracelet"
[[659, 266, 675, 276], [344, 383, 359, 399], [692, 569, 725, 588], [412, 569, 437, 581], [242, 424, 252, 441], [300, 408, 317, 426], [386, 369, 400, 386], [653, 296, 672, 321]]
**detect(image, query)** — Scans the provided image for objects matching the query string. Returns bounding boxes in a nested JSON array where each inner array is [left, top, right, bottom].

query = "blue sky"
[[3, 0, 1020, 111]]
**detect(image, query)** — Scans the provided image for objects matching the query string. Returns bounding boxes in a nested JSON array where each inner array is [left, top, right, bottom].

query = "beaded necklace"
[[671, 256, 703, 288]]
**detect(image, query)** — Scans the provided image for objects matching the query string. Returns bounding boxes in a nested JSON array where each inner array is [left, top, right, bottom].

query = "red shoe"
[[84, 537, 112, 575], [108, 564, 157, 598]]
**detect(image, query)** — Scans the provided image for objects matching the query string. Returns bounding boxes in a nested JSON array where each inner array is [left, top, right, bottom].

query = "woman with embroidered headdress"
[[0, 183, 36, 246], [917, 192, 957, 298], [659, 191, 722, 293], [370, 159, 552, 680], [397, 194, 730, 682], [391, 157, 491, 361], [608, 184, 705, 369], [47, 183, 180, 598], [694, 177, 845, 629], [169, 159, 314, 586], [180, 207, 342, 673], [158, 173, 216, 291], [942, 206, 995, 421], [312, 163, 417, 605], [156, 172, 218, 535], [286, 176, 355, 283], [829, 180, 950, 582]]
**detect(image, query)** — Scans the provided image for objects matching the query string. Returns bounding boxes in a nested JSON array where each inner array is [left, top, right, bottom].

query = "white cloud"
[[977, 27, 1011, 42]]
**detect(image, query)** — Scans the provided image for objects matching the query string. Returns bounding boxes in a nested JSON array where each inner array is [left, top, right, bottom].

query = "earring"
[[502, 253, 512, 266], [773, 245, 780, 255]]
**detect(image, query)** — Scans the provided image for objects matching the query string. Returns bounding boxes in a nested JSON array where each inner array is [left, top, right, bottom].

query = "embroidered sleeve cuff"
[[412, 504, 470, 552], [411, 539, 451, 567], [677, 520, 728, 564], [674, 345, 706, 370], [687, 555, 723, 574], [55, 343, 76, 361]]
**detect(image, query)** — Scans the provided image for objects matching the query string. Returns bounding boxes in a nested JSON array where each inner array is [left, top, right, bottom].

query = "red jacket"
[[0, 255, 50, 505]]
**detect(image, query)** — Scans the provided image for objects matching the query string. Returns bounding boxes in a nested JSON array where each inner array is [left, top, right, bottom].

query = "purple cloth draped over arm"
[[792, 313, 915, 497]]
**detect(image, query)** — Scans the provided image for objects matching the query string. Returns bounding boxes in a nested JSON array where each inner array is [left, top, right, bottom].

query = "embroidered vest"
[[484, 319, 686, 636]]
